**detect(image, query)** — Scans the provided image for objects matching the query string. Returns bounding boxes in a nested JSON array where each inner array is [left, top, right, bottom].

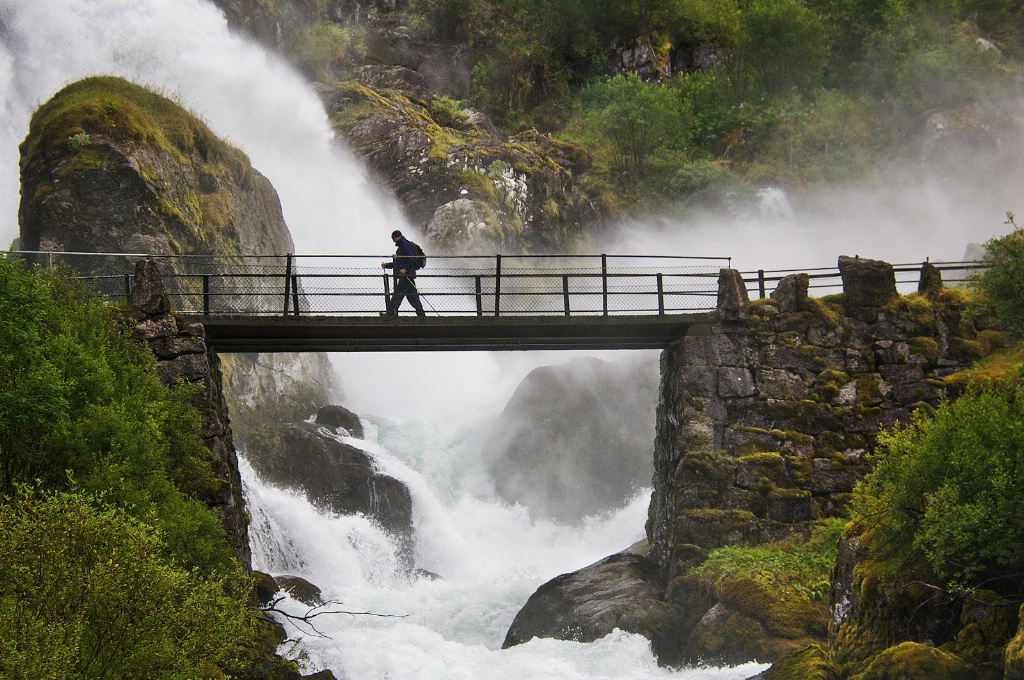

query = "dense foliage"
[[390, 0, 1024, 207], [0, 490, 255, 679], [0, 257, 263, 675], [0, 256, 232, 572], [850, 231, 1024, 598], [977, 219, 1024, 336], [855, 382, 1024, 592]]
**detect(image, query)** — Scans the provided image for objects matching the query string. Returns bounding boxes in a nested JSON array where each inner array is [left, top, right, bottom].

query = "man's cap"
[[391, 230, 403, 239]]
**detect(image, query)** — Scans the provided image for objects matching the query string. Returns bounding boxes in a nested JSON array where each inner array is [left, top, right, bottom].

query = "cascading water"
[[243, 417, 766, 679], [0, 1, 768, 676]]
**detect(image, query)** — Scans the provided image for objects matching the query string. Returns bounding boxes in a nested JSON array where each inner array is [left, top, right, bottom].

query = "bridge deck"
[[193, 312, 717, 352]]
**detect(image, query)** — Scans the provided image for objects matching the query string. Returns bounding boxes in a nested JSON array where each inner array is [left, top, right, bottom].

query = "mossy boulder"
[[751, 644, 840, 680], [19, 76, 293, 257], [323, 72, 605, 253], [849, 641, 972, 680]]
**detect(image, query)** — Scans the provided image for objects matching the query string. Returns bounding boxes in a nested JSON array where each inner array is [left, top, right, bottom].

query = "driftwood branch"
[[261, 597, 407, 639]]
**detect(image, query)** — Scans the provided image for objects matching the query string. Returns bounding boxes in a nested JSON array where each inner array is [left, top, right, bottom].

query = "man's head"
[[391, 230, 402, 242]]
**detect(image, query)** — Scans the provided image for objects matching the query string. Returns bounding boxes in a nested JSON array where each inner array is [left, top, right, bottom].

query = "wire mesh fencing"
[[4, 252, 731, 317], [741, 261, 984, 300]]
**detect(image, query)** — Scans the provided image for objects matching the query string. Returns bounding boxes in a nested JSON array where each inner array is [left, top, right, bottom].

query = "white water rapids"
[[242, 416, 766, 679], [0, 0, 768, 676]]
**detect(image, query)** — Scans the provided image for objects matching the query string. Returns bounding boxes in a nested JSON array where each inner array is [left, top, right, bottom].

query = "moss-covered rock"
[[848, 641, 973, 680], [323, 72, 605, 253], [19, 76, 293, 257], [752, 644, 840, 680]]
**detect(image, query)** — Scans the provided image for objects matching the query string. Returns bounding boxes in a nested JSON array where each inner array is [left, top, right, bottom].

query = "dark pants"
[[387, 275, 425, 316]]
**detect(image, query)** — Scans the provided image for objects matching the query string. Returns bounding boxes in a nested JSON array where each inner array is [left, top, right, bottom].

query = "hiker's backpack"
[[410, 240, 427, 269]]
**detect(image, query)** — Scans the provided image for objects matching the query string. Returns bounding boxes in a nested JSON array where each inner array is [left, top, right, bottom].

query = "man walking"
[[381, 230, 425, 316]]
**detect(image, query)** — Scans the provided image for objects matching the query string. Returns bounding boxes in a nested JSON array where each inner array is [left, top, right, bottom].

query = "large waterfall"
[[0, 0, 769, 676]]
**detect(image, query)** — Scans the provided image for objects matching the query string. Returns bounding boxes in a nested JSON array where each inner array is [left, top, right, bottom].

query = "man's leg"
[[384, 276, 404, 315], [407, 277, 425, 316], [390, 276, 413, 314]]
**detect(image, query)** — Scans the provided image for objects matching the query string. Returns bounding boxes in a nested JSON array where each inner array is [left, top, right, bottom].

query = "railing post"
[[494, 254, 502, 317], [383, 273, 392, 311], [292, 274, 300, 316], [283, 253, 293, 316], [203, 274, 210, 315], [758, 269, 766, 299], [124, 273, 132, 300], [562, 275, 570, 316], [601, 254, 608, 316], [656, 273, 664, 315], [475, 275, 483, 316]]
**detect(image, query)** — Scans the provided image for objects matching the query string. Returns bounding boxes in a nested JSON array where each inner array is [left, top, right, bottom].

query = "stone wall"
[[647, 257, 999, 583], [125, 259, 251, 568]]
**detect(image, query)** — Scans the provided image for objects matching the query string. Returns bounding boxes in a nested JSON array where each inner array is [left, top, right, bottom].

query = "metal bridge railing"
[[741, 261, 984, 300], [5, 252, 731, 317], [5, 251, 984, 317]]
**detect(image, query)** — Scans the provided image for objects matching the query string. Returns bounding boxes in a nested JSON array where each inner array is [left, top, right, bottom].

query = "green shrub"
[[576, 73, 692, 175], [0, 489, 255, 679], [976, 222, 1024, 336], [0, 256, 231, 573], [297, 21, 353, 82], [855, 381, 1024, 591], [691, 518, 846, 602]]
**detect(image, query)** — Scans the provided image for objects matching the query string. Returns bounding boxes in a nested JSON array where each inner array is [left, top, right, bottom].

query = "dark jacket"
[[384, 237, 419, 275]]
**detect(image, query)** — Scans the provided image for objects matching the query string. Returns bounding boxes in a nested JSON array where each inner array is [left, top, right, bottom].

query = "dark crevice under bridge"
[[14, 252, 981, 352]]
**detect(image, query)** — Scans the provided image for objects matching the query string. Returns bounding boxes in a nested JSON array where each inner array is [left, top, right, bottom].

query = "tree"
[[0, 490, 255, 679], [579, 73, 691, 175], [0, 256, 231, 573], [976, 218, 1024, 337]]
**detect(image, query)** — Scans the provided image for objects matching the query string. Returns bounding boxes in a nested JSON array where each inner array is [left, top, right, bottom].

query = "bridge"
[[10, 252, 981, 352]]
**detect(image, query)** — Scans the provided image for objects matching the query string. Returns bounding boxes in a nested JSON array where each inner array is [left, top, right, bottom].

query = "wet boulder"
[[245, 421, 414, 567], [502, 552, 686, 665], [482, 354, 658, 523], [316, 404, 364, 439]]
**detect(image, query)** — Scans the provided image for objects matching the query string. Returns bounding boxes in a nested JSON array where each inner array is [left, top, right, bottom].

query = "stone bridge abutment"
[[647, 256, 998, 583]]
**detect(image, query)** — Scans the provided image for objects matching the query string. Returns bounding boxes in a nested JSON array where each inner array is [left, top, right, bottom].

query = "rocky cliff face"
[[17, 75, 348, 561], [324, 71, 604, 253], [209, 1, 607, 253], [124, 258, 253, 566], [482, 354, 658, 523]]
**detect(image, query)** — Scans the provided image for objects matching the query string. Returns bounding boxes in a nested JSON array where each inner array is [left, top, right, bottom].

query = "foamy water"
[[242, 418, 768, 680]]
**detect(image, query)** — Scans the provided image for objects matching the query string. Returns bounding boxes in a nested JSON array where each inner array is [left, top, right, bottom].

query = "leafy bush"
[[0, 490, 255, 679], [576, 73, 692, 175], [0, 256, 232, 573], [297, 21, 353, 82], [855, 382, 1024, 591], [976, 221, 1024, 336]]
